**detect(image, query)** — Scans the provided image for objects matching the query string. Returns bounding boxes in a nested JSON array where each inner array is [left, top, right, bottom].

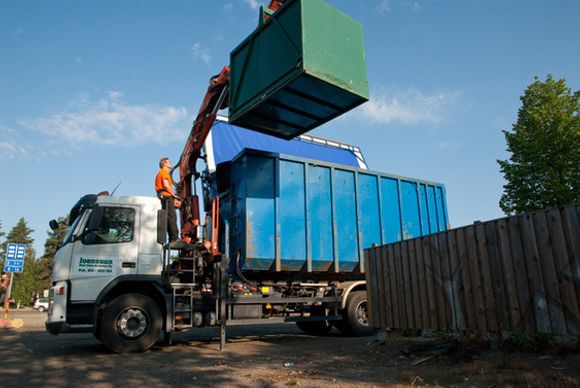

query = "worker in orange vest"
[[155, 157, 179, 243]]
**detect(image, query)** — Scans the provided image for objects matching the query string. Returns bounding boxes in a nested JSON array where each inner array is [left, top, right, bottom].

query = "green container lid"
[[229, 0, 369, 139]]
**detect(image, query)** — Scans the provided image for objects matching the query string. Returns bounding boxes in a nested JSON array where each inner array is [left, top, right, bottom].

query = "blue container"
[[222, 149, 449, 273]]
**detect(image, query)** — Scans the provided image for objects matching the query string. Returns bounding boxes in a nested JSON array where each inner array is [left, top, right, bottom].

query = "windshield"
[[61, 215, 82, 247]]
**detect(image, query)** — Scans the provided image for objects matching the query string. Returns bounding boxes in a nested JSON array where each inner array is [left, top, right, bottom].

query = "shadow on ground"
[[1, 322, 579, 387]]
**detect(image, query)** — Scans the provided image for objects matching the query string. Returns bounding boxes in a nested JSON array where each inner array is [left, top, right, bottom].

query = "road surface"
[[1, 310, 578, 387]]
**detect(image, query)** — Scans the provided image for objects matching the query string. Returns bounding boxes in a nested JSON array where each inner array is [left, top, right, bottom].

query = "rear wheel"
[[100, 293, 162, 353], [336, 291, 376, 336], [38, 306, 46, 313]]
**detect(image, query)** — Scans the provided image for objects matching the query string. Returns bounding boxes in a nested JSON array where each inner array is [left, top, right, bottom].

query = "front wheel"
[[37, 306, 46, 313], [335, 291, 376, 336], [100, 293, 162, 353]]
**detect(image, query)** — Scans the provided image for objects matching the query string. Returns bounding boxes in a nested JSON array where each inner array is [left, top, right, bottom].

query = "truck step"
[[173, 324, 193, 330], [170, 283, 197, 287]]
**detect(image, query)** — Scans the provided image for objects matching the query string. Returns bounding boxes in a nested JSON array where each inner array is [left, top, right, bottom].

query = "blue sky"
[[1, 0, 579, 255]]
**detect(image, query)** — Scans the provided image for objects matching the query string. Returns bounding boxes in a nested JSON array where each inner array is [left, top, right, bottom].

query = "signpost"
[[2, 243, 27, 320]]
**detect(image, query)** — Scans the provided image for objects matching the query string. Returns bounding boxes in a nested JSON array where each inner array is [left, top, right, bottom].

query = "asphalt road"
[[1, 310, 578, 387]]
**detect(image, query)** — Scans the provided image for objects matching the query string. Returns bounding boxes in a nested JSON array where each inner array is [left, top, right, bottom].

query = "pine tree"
[[3, 218, 36, 305], [36, 217, 69, 292], [498, 75, 580, 214]]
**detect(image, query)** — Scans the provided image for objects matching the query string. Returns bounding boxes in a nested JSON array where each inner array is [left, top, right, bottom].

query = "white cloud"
[[0, 142, 18, 160], [223, 2, 234, 12], [358, 88, 462, 125], [377, 0, 391, 14], [412, 2, 423, 11], [19, 92, 189, 149], [191, 42, 211, 65], [0, 125, 33, 160], [244, 0, 260, 10]]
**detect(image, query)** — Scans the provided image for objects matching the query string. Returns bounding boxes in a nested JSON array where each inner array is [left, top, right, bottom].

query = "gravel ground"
[[1, 310, 578, 387]]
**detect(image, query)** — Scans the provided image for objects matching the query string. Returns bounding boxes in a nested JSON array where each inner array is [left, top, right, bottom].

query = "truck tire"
[[295, 307, 332, 336], [335, 291, 375, 336], [100, 293, 162, 353]]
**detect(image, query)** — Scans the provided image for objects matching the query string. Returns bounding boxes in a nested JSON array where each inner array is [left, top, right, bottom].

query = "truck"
[[44, 0, 450, 353], [45, 117, 449, 353]]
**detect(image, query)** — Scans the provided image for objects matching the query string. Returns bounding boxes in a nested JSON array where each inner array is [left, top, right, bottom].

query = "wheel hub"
[[117, 308, 148, 338], [355, 300, 368, 327]]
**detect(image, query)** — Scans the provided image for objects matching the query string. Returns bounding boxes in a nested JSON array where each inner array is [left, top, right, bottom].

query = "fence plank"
[[373, 247, 384, 329], [408, 239, 422, 328], [380, 245, 391, 329], [534, 212, 567, 335], [457, 227, 476, 331], [475, 223, 499, 332], [562, 205, 580, 321], [368, 248, 380, 328], [384, 245, 396, 328], [364, 250, 374, 327], [485, 221, 510, 331], [438, 231, 454, 329], [447, 229, 466, 330], [415, 238, 430, 329], [466, 225, 487, 332], [429, 236, 447, 329], [547, 208, 580, 335], [519, 213, 552, 333], [400, 243, 415, 328], [508, 215, 535, 332], [422, 236, 438, 329], [496, 218, 522, 331], [387, 244, 401, 329], [375, 249, 384, 328]]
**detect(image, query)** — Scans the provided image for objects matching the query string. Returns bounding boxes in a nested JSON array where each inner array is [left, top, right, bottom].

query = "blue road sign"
[[3, 266, 23, 273], [6, 243, 26, 260], [4, 243, 26, 273]]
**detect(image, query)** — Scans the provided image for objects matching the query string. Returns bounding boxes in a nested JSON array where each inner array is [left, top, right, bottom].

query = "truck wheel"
[[100, 293, 162, 353], [336, 291, 376, 336], [295, 307, 332, 335]]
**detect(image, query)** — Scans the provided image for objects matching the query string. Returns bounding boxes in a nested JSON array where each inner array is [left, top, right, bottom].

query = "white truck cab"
[[47, 194, 166, 337]]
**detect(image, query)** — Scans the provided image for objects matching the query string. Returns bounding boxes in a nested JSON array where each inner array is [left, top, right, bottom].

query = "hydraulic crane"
[[174, 1, 286, 253]]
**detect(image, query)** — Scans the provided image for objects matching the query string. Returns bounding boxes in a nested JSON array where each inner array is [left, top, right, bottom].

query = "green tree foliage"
[[3, 218, 36, 305], [36, 217, 69, 292], [498, 75, 580, 214]]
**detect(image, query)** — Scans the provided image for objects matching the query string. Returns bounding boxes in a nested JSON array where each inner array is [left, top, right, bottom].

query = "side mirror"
[[49, 219, 59, 231]]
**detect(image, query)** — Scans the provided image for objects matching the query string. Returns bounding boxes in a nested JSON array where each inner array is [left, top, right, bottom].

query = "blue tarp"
[[207, 120, 362, 169]]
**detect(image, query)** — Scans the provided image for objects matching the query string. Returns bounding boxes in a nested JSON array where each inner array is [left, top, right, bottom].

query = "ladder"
[[172, 284, 195, 330], [162, 242, 198, 330]]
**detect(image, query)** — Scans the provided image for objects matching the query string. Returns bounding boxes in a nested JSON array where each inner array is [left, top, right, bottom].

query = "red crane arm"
[[177, 66, 229, 200]]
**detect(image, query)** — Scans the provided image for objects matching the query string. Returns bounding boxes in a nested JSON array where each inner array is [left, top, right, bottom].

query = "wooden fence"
[[364, 203, 580, 336]]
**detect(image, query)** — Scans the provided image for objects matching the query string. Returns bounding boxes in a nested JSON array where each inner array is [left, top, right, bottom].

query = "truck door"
[[69, 204, 140, 302]]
